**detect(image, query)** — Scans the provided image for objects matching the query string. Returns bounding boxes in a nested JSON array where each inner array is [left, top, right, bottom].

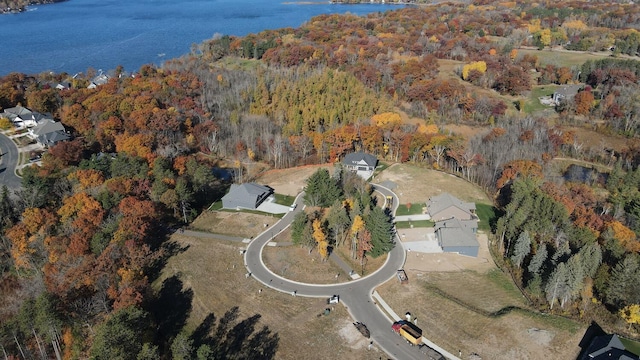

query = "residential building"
[[342, 152, 378, 179], [552, 84, 583, 105], [426, 192, 476, 222], [221, 183, 274, 210], [28, 119, 70, 147], [434, 217, 479, 257], [1, 106, 52, 128]]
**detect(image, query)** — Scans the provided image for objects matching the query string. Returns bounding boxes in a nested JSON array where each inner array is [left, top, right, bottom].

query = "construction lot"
[[161, 163, 586, 359]]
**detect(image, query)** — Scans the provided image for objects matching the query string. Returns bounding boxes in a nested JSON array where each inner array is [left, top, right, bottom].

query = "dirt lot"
[[374, 163, 492, 206], [255, 164, 333, 196], [189, 210, 278, 239], [377, 270, 585, 360], [159, 235, 384, 360]]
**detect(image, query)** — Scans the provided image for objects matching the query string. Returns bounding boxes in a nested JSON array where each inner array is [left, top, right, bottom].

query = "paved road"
[[244, 186, 435, 360], [0, 133, 21, 189]]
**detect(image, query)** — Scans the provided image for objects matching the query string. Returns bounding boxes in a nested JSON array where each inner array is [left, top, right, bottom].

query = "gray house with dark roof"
[[552, 84, 583, 105], [579, 334, 640, 360], [426, 193, 476, 222], [28, 119, 70, 147], [1, 106, 52, 128], [342, 152, 378, 179], [221, 183, 274, 210], [434, 217, 479, 257]]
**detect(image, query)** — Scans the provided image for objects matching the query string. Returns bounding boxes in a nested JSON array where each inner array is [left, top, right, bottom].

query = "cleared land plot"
[[158, 234, 384, 360], [189, 211, 278, 239], [375, 163, 491, 207], [256, 164, 333, 196], [377, 270, 585, 360]]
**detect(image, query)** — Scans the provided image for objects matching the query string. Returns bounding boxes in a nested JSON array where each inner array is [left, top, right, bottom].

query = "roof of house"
[[32, 119, 66, 136], [39, 131, 70, 145], [342, 152, 378, 167], [222, 183, 273, 203], [2, 106, 33, 121], [427, 193, 475, 216], [2, 106, 53, 125], [554, 84, 583, 98], [435, 218, 478, 248], [88, 74, 110, 88], [3, 106, 32, 117], [582, 334, 640, 360]]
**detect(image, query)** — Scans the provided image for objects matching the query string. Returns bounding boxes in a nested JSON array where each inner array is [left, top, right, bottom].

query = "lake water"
[[0, 0, 407, 76]]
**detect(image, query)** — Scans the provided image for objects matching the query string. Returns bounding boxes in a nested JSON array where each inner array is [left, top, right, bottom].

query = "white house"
[[342, 152, 378, 179], [1, 106, 53, 128]]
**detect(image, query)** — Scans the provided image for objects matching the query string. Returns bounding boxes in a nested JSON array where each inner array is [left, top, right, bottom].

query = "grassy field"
[[157, 234, 385, 360], [376, 269, 586, 359], [189, 211, 278, 238], [518, 48, 610, 68], [395, 202, 424, 216], [524, 85, 557, 114], [475, 203, 498, 232]]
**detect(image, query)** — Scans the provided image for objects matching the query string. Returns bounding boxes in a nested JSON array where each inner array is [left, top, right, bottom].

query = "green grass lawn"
[[395, 220, 434, 229], [523, 85, 556, 114], [476, 203, 499, 232], [373, 161, 389, 178], [620, 337, 640, 357], [274, 193, 295, 206], [518, 48, 609, 68], [395, 202, 424, 216], [208, 200, 223, 211]]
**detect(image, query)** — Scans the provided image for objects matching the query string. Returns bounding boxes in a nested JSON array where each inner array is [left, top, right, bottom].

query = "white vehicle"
[[289, 203, 297, 211]]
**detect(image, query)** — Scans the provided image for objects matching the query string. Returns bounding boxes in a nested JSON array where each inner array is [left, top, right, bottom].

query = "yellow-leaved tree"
[[537, 28, 552, 48], [313, 219, 329, 260], [620, 304, 640, 330], [371, 112, 402, 128], [461, 61, 487, 80], [350, 215, 365, 260]]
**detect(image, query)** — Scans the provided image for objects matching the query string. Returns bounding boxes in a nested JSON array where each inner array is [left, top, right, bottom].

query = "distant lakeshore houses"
[[1, 105, 70, 147]]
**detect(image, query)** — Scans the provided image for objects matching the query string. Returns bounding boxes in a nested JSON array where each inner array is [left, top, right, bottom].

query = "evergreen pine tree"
[[511, 231, 531, 268], [365, 206, 394, 257]]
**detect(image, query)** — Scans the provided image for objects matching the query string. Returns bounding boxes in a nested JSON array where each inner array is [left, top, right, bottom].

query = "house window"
[[358, 166, 367, 171]]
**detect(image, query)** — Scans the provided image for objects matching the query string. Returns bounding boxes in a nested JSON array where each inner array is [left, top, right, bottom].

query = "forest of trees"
[[2, 0, 640, 357]]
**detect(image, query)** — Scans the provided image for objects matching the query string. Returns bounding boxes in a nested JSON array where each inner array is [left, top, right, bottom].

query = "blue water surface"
[[0, 0, 407, 76]]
